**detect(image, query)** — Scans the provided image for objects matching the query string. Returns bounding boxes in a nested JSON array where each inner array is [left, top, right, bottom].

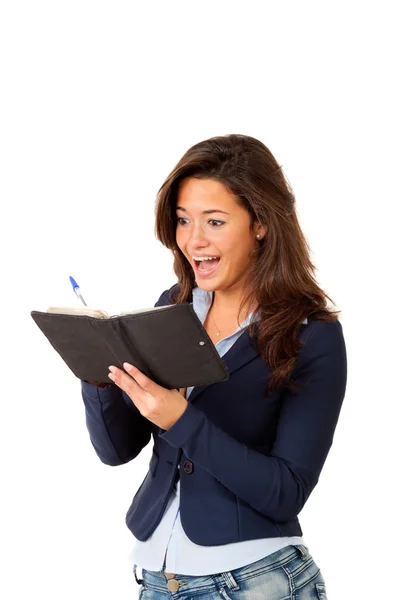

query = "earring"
[[256, 234, 262, 240]]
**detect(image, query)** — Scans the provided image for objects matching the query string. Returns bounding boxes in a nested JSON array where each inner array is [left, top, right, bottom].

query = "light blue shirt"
[[129, 287, 305, 575]]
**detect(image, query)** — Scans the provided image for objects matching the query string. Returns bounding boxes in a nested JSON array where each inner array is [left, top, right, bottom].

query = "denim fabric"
[[133, 544, 328, 599]]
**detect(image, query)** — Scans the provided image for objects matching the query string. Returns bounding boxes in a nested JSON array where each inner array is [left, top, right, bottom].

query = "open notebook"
[[31, 302, 229, 389]]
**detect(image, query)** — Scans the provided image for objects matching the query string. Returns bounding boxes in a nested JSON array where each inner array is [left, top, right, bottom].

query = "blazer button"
[[183, 460, 194, 474]]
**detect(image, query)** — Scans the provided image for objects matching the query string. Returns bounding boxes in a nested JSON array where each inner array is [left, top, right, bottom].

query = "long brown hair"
[[154, 134, 340, 394]]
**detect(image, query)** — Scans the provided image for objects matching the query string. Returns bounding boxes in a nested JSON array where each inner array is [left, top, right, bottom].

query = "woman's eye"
[[176, 218, 225, 227]]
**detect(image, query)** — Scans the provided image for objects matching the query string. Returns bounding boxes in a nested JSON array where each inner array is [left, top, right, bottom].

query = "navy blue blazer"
[[81, 284, 347, 546]]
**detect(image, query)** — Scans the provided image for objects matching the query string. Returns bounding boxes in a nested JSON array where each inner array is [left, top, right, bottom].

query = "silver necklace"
[[209, 310, 239, 338]]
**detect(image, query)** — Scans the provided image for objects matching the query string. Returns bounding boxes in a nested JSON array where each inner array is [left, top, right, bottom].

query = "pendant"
[[216, 332, 220, 337]]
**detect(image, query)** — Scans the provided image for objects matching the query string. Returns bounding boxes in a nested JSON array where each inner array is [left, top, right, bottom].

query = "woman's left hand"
[[108, 362, 188, 431]]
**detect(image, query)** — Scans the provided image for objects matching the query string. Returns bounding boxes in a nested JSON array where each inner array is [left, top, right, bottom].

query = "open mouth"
[[192, 257, 221, 277]]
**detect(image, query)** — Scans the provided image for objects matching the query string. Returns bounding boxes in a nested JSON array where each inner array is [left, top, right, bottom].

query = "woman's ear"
[[255, 224, 267, 240]]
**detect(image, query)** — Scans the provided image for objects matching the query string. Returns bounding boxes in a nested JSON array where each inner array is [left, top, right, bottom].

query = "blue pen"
[[69, 276, 87, 306]]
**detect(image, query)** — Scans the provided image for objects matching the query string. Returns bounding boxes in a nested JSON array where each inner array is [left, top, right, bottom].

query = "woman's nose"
[[189, 223, 209, 244]]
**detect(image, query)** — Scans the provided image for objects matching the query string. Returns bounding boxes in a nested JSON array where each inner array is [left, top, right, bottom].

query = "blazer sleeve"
[[80, 287, 173, 466], [159, 319, 347, 522]]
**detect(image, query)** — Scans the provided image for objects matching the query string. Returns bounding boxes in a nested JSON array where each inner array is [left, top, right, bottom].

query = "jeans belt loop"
[[133, 564, 143, 585]]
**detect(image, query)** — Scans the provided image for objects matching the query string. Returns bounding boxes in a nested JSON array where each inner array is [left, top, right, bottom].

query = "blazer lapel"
[[187, 330, 260, 405]]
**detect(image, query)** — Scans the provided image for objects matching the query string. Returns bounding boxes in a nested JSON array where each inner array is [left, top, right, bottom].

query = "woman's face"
[[175, 177, 264, 293]]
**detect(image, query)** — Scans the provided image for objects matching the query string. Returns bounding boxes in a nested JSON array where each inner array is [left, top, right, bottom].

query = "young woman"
[[82, 134, 347, 599]]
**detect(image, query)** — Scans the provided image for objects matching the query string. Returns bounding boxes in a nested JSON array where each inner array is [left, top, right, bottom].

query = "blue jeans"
[[133, 544, 328, 599]]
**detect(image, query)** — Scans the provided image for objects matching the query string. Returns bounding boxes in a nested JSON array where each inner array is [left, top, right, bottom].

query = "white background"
[[1, 2, 398, 599]]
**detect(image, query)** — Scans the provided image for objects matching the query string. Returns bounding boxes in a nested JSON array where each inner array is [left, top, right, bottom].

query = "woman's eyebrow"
[[175, 206, 229, 215]]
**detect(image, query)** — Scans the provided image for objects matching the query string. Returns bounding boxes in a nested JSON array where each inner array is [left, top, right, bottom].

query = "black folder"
[[30, 303, 229, 389]]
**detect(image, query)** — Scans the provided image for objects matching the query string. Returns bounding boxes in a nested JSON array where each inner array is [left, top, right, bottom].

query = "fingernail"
[[123, 362, 132, 370], [109, 366, 116, 373]]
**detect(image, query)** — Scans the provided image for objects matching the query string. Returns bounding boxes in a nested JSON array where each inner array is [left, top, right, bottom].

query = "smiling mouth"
[[192, 257, 221, 276]]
